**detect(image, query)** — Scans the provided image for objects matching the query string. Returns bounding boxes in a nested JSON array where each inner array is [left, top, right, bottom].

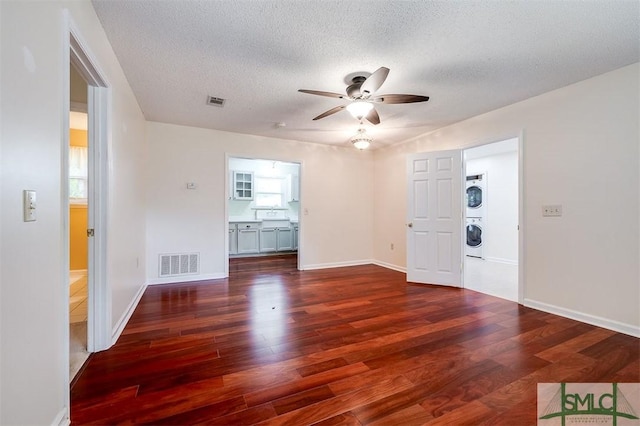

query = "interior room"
[[1, 1, 638, 425], [228, 157, 300, 262], [68, 122, 89, 379], [69, 63, 90, 382], [464, 138, 519, 302]]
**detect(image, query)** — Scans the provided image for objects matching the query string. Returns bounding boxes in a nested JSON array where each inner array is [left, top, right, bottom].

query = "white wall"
[[0, 1, 147, 424], [466, 147, 518, 263], [374, 63, 639, 335], [146, 122, 374, 282]]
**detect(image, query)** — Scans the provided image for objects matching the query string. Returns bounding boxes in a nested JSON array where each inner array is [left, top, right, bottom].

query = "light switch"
[[186, 182, 197, 189], [23, 190, 36, 222]]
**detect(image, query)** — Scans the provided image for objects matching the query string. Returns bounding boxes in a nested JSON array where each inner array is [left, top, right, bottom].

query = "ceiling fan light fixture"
[[351, 128, 372, 150], [346, 101, 373, 119], [300, 67, 429, 125]]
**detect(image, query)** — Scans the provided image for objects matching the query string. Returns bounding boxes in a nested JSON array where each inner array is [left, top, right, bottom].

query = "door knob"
[[407, 223, 413, 228]]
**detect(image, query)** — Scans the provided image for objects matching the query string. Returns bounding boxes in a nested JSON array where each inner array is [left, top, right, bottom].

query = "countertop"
[[229, 217, 298, 224], [229, 218, 262, 223]]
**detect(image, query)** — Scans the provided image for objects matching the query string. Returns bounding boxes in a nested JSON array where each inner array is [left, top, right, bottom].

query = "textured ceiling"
[[91, 0, 639, 149]]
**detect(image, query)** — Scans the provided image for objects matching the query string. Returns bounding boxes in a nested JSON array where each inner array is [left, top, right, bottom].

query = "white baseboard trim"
[[302, 259, 373, 271], [111, 283, 147, 345], [302, 259, 406, 273], [484, 257, 518, 265], [524, 298, 640, 338], [146, 273, 227, 285], [372, 260, 406, 273], [51, 407, 69, 426]]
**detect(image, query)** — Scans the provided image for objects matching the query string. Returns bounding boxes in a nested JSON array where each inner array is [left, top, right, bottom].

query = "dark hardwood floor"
[[71, 255, 639, 425]]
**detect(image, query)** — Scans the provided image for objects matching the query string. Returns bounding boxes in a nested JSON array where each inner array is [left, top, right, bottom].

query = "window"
[[255, 176, 285, 208], [69, 146, 88, 203]]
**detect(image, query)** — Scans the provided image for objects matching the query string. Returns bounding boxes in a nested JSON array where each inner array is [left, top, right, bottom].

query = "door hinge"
[[87, 228, 95, 237]]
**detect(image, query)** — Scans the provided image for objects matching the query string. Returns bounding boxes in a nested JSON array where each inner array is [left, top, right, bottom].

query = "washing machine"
[[466, 217, 483, 258], [466, 174, 485, 218]]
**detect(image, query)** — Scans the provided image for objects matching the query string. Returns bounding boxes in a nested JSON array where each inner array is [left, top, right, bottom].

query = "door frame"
[[63, 10, 112, 393], [462, 133, 525, 303], [225, 154, 303, 274]]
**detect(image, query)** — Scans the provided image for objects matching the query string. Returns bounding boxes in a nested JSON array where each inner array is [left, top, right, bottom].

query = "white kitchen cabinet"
[[277, 228, 293, 251], [292, 224, 299, 250], [236, 222, 260, 254], [233, 171, 254, 200], [260, 225, 293, 252], [287, 174, 300, 202], [229, 223, 238, 255], [259, 228, 277, 252]]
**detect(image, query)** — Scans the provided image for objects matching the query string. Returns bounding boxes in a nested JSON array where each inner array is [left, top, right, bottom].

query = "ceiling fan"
[[298, 67, 429, 125]]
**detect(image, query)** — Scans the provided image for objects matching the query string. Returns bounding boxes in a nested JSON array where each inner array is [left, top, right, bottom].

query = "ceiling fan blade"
[[365, 107, 381, 125], [360, 67, 390, 97], [299, 89, 347, 99], [372, 94, 430, 104], [313, 105, 346, 120]]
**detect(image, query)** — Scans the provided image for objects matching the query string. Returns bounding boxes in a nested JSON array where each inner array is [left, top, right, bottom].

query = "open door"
[[68, 17, 111, 353], [406, 150, 463, 286]]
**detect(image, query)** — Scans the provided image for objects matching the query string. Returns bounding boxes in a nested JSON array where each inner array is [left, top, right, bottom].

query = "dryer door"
[[466, 223, 482, 247], [466, 185, 482, 210]]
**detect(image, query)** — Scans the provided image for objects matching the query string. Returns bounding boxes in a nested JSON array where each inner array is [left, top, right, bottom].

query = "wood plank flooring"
[[71, 255, 639, 425]]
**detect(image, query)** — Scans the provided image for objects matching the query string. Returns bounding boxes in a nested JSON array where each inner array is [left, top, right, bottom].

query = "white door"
[[406, 150, 463, 286]]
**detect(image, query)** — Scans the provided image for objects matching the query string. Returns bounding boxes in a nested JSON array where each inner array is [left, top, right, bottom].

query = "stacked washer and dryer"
[[466, 174, 485, 258]]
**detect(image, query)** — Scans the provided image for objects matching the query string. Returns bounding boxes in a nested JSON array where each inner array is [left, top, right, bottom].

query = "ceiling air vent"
[[207, 95, 226, 107]]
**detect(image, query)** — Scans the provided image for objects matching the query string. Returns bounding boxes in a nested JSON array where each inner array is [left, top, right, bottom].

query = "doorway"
[[463, 138, 519, 302], [69, 63, 89, 379], [227, 157, 301, 273], [65, 19, 113, 389]]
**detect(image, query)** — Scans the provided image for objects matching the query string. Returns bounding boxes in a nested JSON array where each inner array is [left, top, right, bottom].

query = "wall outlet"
[[542, 205, 562, 217]]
